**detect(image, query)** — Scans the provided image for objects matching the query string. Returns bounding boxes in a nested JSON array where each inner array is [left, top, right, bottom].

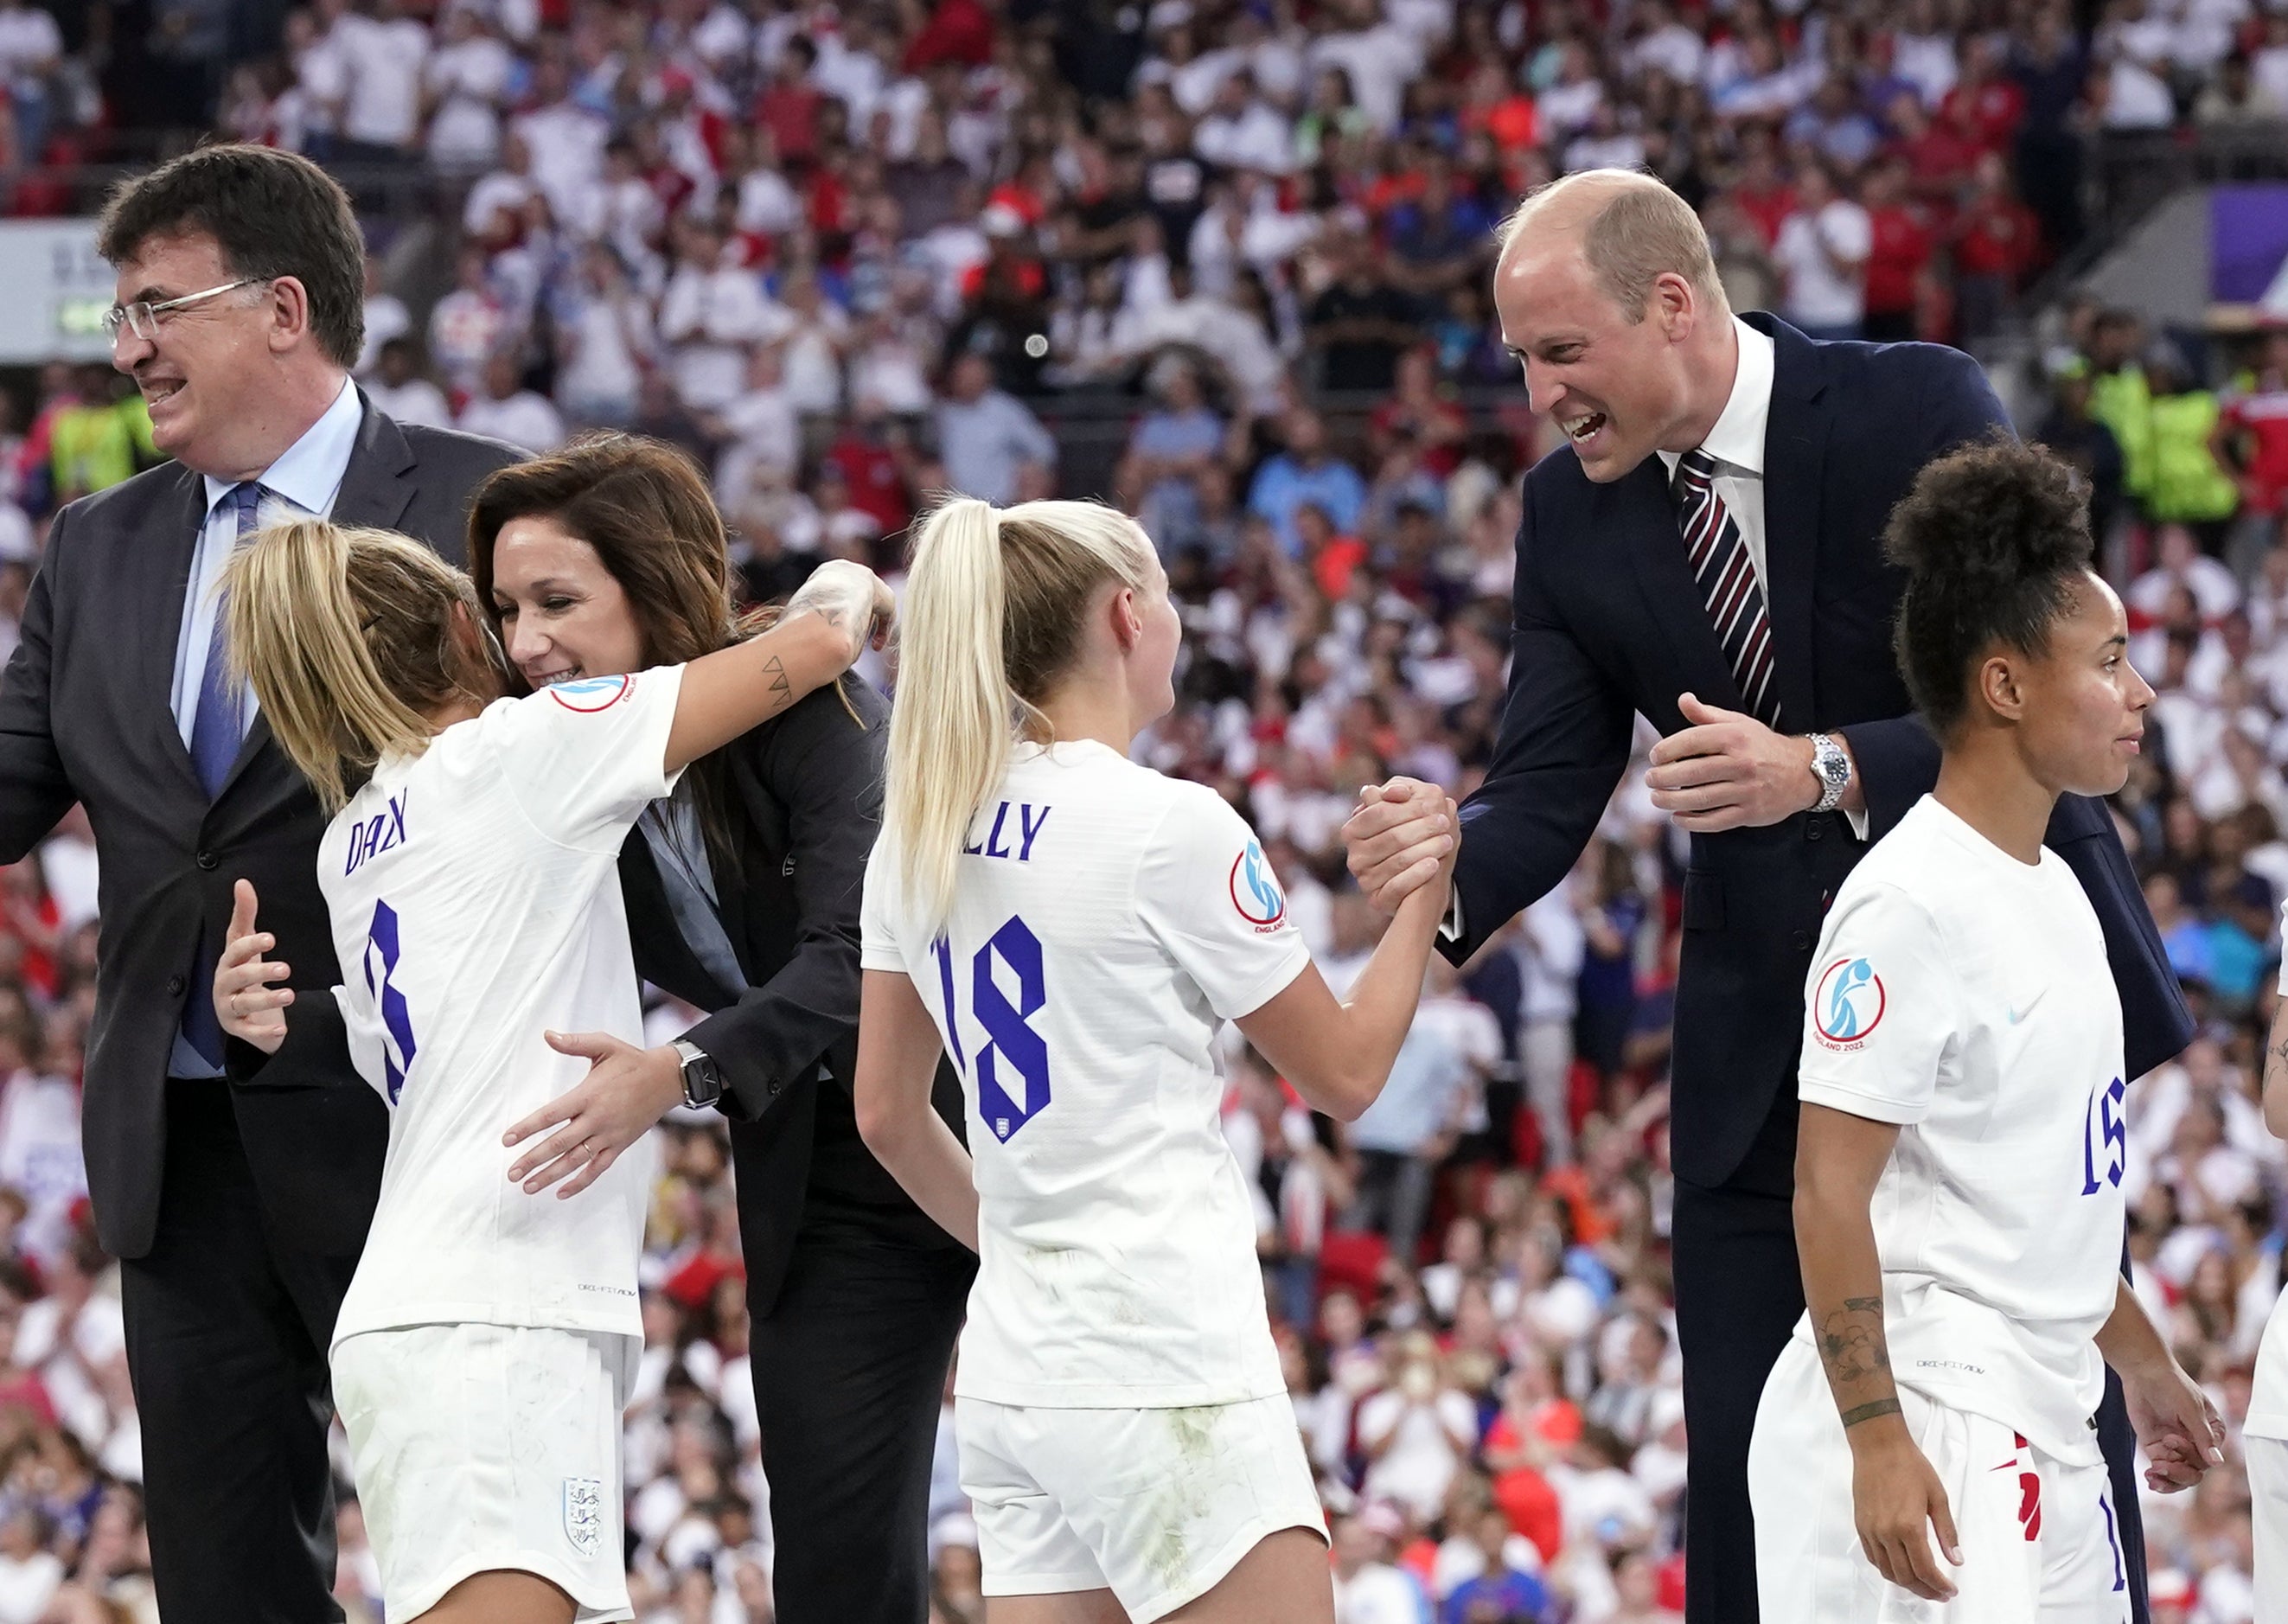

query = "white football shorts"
[[956, 1391, 1327, 1622], [333, 1320, 635, 1623], [2252, 1435, 2288, 1624], [1749, 1338, 2131, 1624]]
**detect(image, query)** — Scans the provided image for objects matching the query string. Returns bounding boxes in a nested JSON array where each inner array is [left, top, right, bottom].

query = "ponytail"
[[220, 518, 497, 812], [885, 496, 1156, 934]]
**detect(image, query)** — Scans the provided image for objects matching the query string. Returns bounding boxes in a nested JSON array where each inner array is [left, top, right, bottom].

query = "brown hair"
[[467, 432, 810, 874]]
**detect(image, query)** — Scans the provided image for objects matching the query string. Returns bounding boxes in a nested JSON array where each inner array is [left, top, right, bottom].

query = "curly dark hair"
[[1883, 433, 2094, 738], [96, 144, 366, 372]]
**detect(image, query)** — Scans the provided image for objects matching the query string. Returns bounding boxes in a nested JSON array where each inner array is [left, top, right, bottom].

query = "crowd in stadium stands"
[[0, 0, 2278, 1621]]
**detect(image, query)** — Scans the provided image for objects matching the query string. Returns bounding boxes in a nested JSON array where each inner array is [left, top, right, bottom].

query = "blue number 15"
[[932, 915, 1052, 1142]]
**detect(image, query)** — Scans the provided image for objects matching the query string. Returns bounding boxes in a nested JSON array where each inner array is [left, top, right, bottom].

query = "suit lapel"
[[1749, 313, 1829, 732], [327, 392, 420, 540], [214, 397, 418, 802], [140, 465, 213, 796], [1613, 461, 1746, 729]]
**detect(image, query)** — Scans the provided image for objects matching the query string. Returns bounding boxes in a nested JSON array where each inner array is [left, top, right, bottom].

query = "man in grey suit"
[[0, 146, 519, 1621]]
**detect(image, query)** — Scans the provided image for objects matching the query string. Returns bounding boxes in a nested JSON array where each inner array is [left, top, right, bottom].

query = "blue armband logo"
[[1229, 838, 1287, 931], [1812, 956, 1885, 1050], [548, 673, 635, 713]]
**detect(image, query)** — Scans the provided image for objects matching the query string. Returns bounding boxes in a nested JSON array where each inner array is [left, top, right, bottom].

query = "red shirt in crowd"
[[2225, 376, 2288, 515], [826, 432, 912, 534], [1466, 93, 1540, 154], [903, 0, 995, 70], [1953, 193, 2042, 283], [755, 81, 825, 167], [1890, 124, 1981, 208], [1863, 203, 1934, 318], [1732, 179, 1796, 248], [1940, 77, 2027, 150]]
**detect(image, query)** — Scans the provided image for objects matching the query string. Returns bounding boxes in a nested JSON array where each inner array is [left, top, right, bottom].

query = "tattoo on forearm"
[[2266, 1033, 2288, 1089], [1840, 1397, 1903, 1429], [764, 655, 793, 712], [1818, 1295, 1892, 1389]]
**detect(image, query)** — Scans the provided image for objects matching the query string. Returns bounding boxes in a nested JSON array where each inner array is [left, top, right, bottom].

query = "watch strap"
[[674, 1039, 721, 1108]]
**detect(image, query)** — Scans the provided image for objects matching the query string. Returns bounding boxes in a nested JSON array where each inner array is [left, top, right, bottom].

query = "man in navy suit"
[[1344, 170, 2191, 1624]]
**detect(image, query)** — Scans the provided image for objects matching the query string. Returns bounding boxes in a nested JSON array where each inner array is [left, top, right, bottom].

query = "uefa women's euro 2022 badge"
[[1812, 956, 1885, 1052], [1229, 838, 1288, 934]]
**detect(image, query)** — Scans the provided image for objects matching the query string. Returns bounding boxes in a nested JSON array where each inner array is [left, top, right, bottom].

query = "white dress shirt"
[[169, 374, 362, 1075], [1659, 316, 1774, 591]]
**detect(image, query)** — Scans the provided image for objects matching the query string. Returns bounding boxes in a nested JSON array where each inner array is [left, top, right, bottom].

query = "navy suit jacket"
[[1446, 314, 2192, 1189]]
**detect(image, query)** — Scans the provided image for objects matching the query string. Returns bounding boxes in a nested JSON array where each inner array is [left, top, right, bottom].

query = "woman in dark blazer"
[[466, 433, 973, 1624]]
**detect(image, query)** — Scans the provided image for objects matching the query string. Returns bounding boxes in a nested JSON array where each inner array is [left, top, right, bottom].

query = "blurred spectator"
[[455, 348, 566, 452], [0, 0, 2273, 1613], [933, 351, 1055, 507], [1772, 163, 1872, 341], [363, 337, 451, 432]]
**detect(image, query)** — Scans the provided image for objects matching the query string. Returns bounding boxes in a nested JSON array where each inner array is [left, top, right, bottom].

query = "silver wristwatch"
[[1806, 732, 1851, 815], [673, 1039, 724, 1110]]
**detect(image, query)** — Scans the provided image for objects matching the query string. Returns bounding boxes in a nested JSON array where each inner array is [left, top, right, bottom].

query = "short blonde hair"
[[220, 518, 495, 811], [1496, 169, 1726, 322]]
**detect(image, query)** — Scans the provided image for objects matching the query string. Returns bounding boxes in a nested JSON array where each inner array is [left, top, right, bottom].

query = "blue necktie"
[[181, 482, 266, 1067], [189, 483, 265, 798]]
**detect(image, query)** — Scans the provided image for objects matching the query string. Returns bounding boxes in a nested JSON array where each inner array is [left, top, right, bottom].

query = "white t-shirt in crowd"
[[1333, 1562, 1423, 1624], [325, 668, 685, 1363], [457, 387, 566, 453], [424, 33, 514, 169], [0, 5, 61, 81], [2246, 945, 2288, 1442], [366, 377, 452, 432], [1792, 796, 2126, 1465], [860, 739, 1311, 1408], [1774, 199, 1873, 329], [332, 12, 430, 149]]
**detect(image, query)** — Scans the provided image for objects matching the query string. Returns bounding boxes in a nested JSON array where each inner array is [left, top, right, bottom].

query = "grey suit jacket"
[[0, 398, 521, 1259]]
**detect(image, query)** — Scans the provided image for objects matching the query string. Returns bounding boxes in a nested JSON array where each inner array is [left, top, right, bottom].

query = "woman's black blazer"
[[617, 675, 967, 1314]]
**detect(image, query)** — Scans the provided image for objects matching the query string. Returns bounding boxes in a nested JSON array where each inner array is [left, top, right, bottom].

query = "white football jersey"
[[861, 739, 1311, 1407], [2251, 949, 2288, 1443], [323, 668, 684, 1357], [1793, 796, 2126, 1465]]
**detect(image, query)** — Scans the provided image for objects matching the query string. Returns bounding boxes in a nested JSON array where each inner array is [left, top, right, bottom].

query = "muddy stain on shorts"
[[1143, 1405, 1226, 1592]]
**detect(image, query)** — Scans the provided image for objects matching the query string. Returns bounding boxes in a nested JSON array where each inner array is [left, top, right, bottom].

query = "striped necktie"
[[179, 481, 267, 1068], [189, 482, 267, 799], [1671, 448, 1780, 729]]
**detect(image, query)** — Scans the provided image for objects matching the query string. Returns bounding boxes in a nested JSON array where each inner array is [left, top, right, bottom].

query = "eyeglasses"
[[102, 278, 269, 346]]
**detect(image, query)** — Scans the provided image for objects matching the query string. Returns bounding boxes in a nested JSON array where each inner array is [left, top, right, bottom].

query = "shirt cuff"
[[1439, 886, 1465, 943], [1844, 805, 1869, 842]]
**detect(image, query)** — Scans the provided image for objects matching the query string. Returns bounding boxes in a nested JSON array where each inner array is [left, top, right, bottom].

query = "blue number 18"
[[932, 915, 1052, 1142]]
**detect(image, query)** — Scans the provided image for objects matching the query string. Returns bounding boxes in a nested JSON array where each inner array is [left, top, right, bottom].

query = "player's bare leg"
[[1163, 1528, 1333, 1624], [989, 1587, 1132, 1623], [411, 1568, 577, 1624]]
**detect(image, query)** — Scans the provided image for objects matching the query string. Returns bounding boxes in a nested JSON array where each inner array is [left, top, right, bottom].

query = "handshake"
[[1339, 777, 1462, 917]]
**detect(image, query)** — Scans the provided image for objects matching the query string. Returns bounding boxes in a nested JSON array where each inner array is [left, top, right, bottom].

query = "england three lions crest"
[[564, 1476, 605, 1557]]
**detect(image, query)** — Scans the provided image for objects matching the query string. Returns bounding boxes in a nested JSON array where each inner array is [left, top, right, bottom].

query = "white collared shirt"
[[1658, 315, 1776, 594], [174, 374, 363, 754], [168, 374, 361, 1078]]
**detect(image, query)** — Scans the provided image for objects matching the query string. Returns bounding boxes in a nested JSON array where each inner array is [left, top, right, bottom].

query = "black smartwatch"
[[673, 1039, 724, 1110]]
